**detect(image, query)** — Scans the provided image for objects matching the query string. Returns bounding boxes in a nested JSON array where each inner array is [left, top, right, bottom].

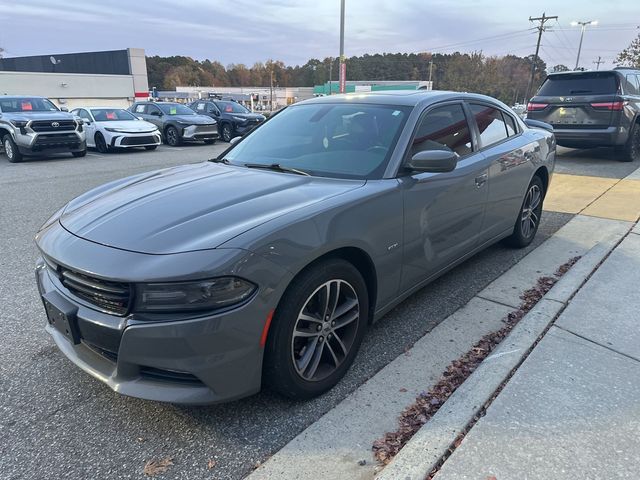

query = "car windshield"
[[218, 101, 250, 114], [158, 103, 196, 115], [537, 73, 618, 96], [0, 97, 59, 113], [91, 109, 137, 122], [223, 103, 411, 180]]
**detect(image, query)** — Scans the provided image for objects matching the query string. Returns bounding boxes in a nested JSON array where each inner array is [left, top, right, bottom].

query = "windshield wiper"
[[243, 163, 310, 176], [210, 157, 231, 164]]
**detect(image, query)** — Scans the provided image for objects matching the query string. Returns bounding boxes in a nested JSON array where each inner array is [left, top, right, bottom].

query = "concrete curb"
[[374, 237, 621, 480]]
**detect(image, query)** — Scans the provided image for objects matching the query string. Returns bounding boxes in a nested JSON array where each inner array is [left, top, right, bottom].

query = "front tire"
[[264, 259, 369, 399], [504, 175, 545, 248], [220, 123, 233, 142], [165, 126, 181, 146], [94, 133, 109, 153], [3, 135, 22, 163]]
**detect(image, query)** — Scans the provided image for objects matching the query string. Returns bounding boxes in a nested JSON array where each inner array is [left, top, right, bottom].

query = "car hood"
[[170, 114, 216, 125], [6, 111, 76, 122], [59, 162, 365, 254], [231, 112, 265, 121], [97, 120, 157, 131]]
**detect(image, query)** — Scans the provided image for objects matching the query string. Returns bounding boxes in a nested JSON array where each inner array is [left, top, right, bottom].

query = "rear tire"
[[263, 259, 369, 400], [3, 135, 22, 163], [619, 122, 640, 162], [503, 175, 545, 248]]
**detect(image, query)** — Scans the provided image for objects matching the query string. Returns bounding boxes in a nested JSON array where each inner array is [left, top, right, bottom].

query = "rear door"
[[528, 72, 620, 129]]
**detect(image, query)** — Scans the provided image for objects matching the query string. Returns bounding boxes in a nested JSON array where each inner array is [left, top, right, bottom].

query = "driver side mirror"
[[82, 118, 91, 125], [406, 150, 458, 173], [229, 136, 242, 146], [60, 106, 69, 112]]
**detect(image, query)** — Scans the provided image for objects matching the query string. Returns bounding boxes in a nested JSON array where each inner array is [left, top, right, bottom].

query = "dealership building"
[[0, 48, 149, 109]]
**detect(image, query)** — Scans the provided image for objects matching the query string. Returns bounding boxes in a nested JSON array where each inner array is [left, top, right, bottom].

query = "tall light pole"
[[339, 0, 346, 93], [572, 20, 597, 70]]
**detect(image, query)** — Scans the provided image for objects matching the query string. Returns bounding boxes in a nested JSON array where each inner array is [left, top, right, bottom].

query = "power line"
[[526, 12, 558, 101]]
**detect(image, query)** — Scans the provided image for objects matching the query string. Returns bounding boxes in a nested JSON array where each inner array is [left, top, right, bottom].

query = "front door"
[[399, 102, 490, 291]]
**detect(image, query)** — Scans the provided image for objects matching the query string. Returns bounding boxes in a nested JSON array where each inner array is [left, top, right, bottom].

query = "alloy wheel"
[[521, 183, 542, 238], [166, 127, 179, 146], [291, 279, 360, 382], [222, 125, 232, 142], [4, 139, 13, 159], [631, 126, 640, 161]]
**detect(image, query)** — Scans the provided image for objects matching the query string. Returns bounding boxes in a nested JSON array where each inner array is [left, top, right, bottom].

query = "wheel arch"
[[0, 126, 13, 141], [278, 246, 378, 324], [533, 165, 549, 196]]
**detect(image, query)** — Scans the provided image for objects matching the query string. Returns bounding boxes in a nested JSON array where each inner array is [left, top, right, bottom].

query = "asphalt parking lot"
[[0, 144, 632, 480]]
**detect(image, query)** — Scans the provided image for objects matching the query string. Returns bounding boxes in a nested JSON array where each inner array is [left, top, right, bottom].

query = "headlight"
[[232, 116, 247, 123], [134, 277, 256, 313], [104, 127, 128, 133], [10, 120, 28, 128]]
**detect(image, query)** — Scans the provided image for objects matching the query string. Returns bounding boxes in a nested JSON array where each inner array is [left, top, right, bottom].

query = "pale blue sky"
[[0, 0, 638, 69]]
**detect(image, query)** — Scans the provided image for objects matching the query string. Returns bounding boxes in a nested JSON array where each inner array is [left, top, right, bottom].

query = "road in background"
[[1, 145, 631, 480]]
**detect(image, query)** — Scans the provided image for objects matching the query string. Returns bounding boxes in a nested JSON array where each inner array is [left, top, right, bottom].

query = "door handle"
[[475, 173, 488, 188]]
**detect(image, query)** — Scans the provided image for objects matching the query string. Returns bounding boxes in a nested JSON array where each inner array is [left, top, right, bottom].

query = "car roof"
[[546, 69, 638, 78], [80, 106, 130, 110], [298, 90, 507, 108], [0, 95, 50, 100]]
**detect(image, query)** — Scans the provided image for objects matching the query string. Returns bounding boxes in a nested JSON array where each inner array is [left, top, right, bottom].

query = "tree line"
[[147, 31, 640, 105]]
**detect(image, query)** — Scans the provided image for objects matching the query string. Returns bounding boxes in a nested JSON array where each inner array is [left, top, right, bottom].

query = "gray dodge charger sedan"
[[35, 91, 555, 404]]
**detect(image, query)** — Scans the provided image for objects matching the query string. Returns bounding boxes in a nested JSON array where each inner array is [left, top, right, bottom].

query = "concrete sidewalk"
[[432, 228, 640, 479]]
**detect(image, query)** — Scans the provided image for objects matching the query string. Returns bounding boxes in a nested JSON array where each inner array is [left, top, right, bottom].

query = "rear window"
[[537, 73, 618, 96]]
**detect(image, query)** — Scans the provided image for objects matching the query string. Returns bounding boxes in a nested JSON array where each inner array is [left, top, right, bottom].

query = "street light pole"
[[339, 0, 346, 93], [572, 20, 597, 70]]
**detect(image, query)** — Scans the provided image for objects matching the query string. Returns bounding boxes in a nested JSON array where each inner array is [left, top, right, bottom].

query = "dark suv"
[[129, 101, 218, 146], [189, 100, 265, 142], [527, 68, 640, 161]]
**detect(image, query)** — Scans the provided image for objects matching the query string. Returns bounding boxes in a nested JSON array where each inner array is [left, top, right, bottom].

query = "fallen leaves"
[[372, 256, 581, 467], [143, 457, 173, 476], [207, 458, 217, 469]]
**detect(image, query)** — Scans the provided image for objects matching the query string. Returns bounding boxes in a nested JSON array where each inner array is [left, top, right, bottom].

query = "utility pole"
[[428, 59, 434, 89], [328, 57, 333, 95], [525, 12, 557, 102], [339, 0, 346, 93], [593, 56, 604, 70], [269, 69, 274, 111]]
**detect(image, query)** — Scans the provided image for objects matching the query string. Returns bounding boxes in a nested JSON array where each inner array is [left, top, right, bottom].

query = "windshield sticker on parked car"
[[21, 102, 33, 111], [106, 112, 117, 120], [170, 107, 177, 115]]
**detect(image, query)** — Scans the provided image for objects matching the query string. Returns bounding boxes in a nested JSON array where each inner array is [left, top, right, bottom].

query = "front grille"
[[121, 135, 156, 146], [34, 133, 79, 148], [193, 125, 217, 133], [59, 268, 131, 316], [139, 366, 203, 385], [31, 120, 76, 132]]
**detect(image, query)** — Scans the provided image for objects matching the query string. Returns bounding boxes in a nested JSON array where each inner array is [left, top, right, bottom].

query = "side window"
[[503, 112, 518, 136], [207, 103, 218, 114], [411, 104, 473, 157], [147, 105, 161, 115], [134, 104, 146, 114], [625, 74, 639, 95], [470, 104, 509, 148], [78, 109, 92, 121]]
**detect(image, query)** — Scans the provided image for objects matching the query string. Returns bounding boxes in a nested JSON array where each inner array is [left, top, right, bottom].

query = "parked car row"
[[1, 96, 266, 162]]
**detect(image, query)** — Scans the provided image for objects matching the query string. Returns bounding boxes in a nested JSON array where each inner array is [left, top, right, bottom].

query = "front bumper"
[[14, 126, 86, 155], [182, 124, 219, 141], [34, 223, 292, 404], [109, 131, 162, 148]]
